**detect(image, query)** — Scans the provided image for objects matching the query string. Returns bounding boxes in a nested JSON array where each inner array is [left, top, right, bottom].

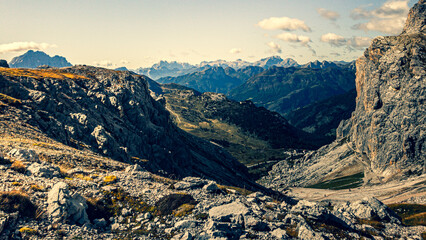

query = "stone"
[[93, 218, 107, 228], [125, 164, 142, 173], [27, 162, 60, 178], [270, 228, 289, 239], [298, 222, 325, 240], [208, 201, 250, 221], [174, 220, 198, 229], [244, 215, 269, 231], [202, 182, 220, 193], [7, 149, 38, 162], [47, 182, 89, 225], [174, 177, 208, 190]]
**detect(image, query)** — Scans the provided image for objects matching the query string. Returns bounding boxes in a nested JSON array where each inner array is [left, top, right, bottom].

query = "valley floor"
[[288, 174, 426, 204]]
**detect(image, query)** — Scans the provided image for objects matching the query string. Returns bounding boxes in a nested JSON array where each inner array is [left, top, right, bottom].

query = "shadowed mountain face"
[[0, 66, 263, 190], [229, 66, 356, 115], [285, 89, 357, 143], [157, 66, 264, 94], [9, 50, 72, 68]]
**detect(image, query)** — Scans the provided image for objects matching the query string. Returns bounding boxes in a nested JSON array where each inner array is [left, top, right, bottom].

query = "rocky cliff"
[[262, 0, 425, 188], [0, 66, 261, 190]]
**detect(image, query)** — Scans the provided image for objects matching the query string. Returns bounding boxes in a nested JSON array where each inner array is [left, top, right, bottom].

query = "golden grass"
[[11, 160, 26, 173], [0, 190, 37, 217], [103, 175, 118, 184], [173, 204, 195, 217], [0, 68, 89, 80], [0, 93, 22, 105]]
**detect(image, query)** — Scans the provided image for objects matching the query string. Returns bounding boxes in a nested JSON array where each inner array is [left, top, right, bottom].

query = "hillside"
[[9, 50, 72, 68], [0, 66, 262, 190], [229, 66, 356, 114]]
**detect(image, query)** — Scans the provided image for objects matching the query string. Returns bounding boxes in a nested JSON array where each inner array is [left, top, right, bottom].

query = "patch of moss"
[[173, 204, 195, 217], [155, 194, 197, 216], [19, 227, 37, 235], [11, 160, 26, 174]]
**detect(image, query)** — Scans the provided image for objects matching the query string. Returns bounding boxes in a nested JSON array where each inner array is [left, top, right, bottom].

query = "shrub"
[[155, 194, 197, 216], [30, 184, 45, 192], [173, 204, 195, 217], [0, 190, 37, 217], [11, 160, 26, 173], [19, 227, 37, 235]]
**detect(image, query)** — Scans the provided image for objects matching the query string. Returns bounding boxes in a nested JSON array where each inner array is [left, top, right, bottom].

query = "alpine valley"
[[0, 1, 424, 239]]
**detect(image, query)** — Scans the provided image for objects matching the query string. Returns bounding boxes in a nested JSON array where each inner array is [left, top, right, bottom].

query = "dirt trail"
[[288, 175, 426, 204]]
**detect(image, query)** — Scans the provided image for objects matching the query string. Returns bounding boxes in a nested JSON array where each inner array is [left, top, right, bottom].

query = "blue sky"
[[0, 0, 417, 68]]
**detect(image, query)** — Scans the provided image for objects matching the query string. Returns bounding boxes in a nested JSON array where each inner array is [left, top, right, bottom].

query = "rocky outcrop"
[[0, 65, 260, 190], [0, 60, 8, 68], [47, 182, 89, 225], [262, 0, 425, 188]]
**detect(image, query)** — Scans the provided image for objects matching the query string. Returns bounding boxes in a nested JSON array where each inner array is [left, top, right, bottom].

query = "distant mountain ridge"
[[9, 50, 72, 68]]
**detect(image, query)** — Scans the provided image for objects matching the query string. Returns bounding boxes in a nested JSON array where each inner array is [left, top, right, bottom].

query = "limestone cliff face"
[[0, 66, 259, 189], [347, 0, 425, 183], [261, 0, 425, 189]]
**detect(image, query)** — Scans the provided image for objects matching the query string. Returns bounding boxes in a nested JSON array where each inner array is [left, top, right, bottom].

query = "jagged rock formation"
[[0, 60, 8, 68], [0, 66, 261, 190], [229, 66, 355, 114], [262, 0, 426, 188], [9, 50, 72, 68]]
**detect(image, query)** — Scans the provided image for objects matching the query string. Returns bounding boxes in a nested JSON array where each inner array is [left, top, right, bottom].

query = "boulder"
[[202, 182, 220, 193], [174, 177, 208, 190], [208, 201, 250, 221], [47, 182, 89, 225], [27, 162, 60, 178], [270, 228, 289, 239], [7, 149, 38, 163]]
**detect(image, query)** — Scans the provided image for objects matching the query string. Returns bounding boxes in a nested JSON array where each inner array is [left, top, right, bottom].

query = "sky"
[[0, 0, 417, 69]]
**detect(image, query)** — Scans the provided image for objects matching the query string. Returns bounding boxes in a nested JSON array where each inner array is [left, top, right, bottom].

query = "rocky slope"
[[9, 50, 72, 68], [229, 66, 355, 114], [0, 66, 262, 190], [261, 0, 425, 189], [0, 149, 424, 239], [155, 84, 327, 175]]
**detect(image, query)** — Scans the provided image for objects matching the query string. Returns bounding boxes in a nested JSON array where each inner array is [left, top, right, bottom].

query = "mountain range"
[[9, 50, 72, 68]]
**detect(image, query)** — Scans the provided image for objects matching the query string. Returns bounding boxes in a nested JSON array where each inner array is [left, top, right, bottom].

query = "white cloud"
[[0, 41, 57, 54], [93, 60, 113, 67], [320, 33, 347, 46], [321, 33, 372, 50], [257, 17, 311, 32], [317, 8, 340, 21], [276, 33, 310, 45], [229, 48, 242, 54], [347, 36, 372, 49], [267, 42, 282, 54], [351, 0, 409, 35]]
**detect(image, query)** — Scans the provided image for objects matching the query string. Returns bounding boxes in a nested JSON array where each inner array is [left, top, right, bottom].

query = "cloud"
[[351, 0, 409, 34], [346, 36, 372, 49], [276, 33, 310, 45], [317, 8, 340, 21], [0, 41, 57, 54], [93, 60, 113, 67], [257, 17, 311, 32], [229, 48, 242, 54], [267, 42, 282, 54], [320, 33, 347, 47]]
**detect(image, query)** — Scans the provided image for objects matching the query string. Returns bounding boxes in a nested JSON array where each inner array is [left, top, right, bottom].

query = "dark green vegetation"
[[388, 204, 426, 226], [159, 84, 324, 174], [229, 66, 355, 115], [158, 66, 264, 94], [155, 194, 197, 215], [306, 172, 364, 190], [285, 89, 357, 142]]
